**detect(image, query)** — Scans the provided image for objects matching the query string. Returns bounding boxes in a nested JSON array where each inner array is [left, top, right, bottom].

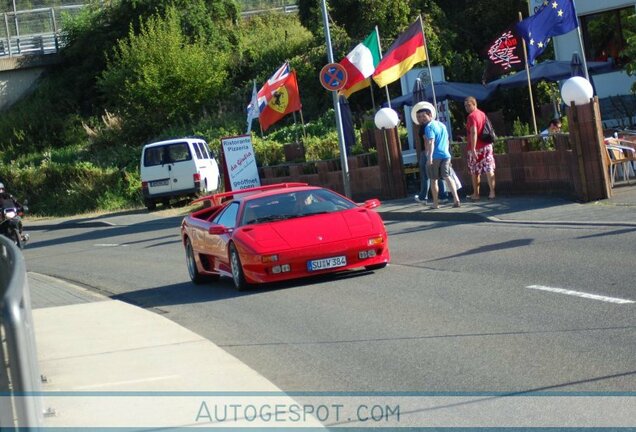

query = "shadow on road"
[[109, 268, 378, 309]]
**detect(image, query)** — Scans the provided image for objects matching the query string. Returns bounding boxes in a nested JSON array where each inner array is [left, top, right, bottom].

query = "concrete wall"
[[0, 55, 60, 111], [0, 67, 45, 111]]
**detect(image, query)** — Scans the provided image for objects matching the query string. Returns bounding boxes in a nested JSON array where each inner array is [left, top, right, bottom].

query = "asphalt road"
[[23, 210, 636, 392]]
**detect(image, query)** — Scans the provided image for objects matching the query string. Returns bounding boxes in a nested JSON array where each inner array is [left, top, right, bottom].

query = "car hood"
[[238, 209, 381, 250]]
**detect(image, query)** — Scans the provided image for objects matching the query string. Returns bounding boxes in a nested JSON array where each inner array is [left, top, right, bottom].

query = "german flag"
[[372, 17, 426, 88]]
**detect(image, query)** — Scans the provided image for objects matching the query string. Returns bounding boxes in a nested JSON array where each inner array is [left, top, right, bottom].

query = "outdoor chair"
[[607, 145, 632, 187]]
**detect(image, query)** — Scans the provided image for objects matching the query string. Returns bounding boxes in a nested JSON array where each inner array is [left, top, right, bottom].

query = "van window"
[[193, 142, 203, 159], [199, 142, 210, 159], [204, 142, 215, 159], [144, 147, 163, 167], [166, 143, 192, 163]]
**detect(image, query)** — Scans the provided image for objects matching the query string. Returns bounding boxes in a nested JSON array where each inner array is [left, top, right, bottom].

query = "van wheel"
[[145, 199, 156, 211]]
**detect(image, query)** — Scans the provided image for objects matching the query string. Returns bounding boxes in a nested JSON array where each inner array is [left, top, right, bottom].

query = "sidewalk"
[[377, 184, 636, 226], [25, 185, 636, 428]]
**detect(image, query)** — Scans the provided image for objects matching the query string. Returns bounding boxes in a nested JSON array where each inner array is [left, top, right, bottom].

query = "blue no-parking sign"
[[319, 63, 348, 92]]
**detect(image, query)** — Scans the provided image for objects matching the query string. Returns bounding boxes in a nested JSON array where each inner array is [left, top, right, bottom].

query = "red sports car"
[[180, 183, 390, 290]]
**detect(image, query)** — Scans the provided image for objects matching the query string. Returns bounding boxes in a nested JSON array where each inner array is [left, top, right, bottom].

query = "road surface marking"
[[74, 375, 181, 389], [525, 285, 634, 304]]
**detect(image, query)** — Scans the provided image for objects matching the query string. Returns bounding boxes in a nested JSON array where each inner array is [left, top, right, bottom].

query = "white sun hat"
[[411, 101, 436, 124]]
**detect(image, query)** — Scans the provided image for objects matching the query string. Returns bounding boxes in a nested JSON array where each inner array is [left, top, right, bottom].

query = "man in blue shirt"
[[420, 108, 461, 209], [414, 108, 448, 205]]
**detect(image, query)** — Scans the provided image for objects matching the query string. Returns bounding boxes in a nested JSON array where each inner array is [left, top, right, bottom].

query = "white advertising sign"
[[221, 135, 261, 191]]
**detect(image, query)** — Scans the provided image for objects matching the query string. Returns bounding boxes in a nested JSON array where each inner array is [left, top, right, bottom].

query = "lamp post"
[[320, 0, 351, 198], [561, 76, 594, 106], [374, 108, 400, 197]]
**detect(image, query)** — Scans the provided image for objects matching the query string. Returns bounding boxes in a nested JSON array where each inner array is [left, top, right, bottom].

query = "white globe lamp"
[[561, 76, 593, 106], [374, 108, 400, 129]]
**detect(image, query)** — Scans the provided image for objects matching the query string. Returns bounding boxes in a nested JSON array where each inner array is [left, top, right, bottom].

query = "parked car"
[[140, 137, 221, 210], [181, 183, 390, 290]]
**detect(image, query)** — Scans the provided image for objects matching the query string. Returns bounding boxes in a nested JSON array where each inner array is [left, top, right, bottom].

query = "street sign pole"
[[320, 0, 351, 198]]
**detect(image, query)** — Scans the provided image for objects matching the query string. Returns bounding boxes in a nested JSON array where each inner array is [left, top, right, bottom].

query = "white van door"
[[194, 141, 220, 192], [142, 145, 172, 196], [166, 141, 195, 193]]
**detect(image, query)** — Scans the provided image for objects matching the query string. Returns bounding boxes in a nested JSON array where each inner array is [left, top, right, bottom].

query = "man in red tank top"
[[464, 96, 496, 200]]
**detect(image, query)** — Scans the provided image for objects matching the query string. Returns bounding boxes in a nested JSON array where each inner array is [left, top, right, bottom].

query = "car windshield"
[[242, 189, 355, 225]]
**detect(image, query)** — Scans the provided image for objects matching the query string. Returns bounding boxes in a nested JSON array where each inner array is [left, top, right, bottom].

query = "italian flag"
[[339, 31, 381, 98]]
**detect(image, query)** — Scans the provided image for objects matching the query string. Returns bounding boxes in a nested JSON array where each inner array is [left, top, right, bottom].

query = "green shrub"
[[0, 161, 141, 216], [251, 136, 285, 166], [512, 117, 531, 136]]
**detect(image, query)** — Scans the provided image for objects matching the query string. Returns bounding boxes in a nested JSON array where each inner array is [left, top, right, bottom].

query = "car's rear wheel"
[[365, 262, 387, 271], [229, 243, 249, 291], [145, 198, 156, 211], [186, 239, 208, 284]]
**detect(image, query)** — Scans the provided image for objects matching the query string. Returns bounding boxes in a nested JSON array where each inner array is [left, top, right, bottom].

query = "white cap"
[[411, 101, 437, 124]]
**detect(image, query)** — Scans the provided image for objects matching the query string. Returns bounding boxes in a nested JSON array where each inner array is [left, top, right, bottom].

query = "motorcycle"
[[0, 203, 28, 249]]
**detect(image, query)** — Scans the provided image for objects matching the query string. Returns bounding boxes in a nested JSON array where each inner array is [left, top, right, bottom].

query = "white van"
[[140, 137, 221, 210]]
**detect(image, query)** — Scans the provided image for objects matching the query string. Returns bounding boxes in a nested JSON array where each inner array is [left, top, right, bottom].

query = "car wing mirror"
[[208, 225, 229, 235], [362, 199, 381, 209]]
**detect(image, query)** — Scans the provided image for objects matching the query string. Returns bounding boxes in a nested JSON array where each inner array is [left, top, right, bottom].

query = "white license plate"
[[307, 255, 347, 271], [150, 179, 169, 187]]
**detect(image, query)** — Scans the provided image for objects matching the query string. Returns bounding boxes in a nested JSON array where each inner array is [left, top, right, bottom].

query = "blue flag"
[[516, 0, 579, 65]]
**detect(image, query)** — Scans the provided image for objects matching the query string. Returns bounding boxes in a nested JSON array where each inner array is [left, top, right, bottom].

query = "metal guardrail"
[[0, 5, 82, 59], [0, 32, 60, 57], [0, 236, 42, 430], [0, 2, 298, 59], [241, 4, 299, 16]]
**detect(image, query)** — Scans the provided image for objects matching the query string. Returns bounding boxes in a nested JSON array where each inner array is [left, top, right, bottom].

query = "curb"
[[378, 210, 636, 227], [378, 210, 487, 223]]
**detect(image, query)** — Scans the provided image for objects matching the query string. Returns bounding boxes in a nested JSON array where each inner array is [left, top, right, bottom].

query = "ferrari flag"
[[339, 30, 381, 98], [372, 17, 426, 88], [516, 0, 579, 65], [258, 68, 301, 131], [257, 62, 291, 112], [482, 25, 525, 82]]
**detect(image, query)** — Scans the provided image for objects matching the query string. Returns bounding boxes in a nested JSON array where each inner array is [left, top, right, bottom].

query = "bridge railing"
[[0, 236, 43, 429], [0, 5, 83, 58]]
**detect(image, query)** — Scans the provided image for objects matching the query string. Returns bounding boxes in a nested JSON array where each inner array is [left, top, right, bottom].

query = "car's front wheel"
[[229, 243, 249, 291]]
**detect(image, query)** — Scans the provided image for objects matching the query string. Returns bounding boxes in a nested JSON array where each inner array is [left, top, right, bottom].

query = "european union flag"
[[516, 0, 579, 65]]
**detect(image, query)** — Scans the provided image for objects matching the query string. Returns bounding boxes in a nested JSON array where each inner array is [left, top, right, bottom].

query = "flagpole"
[[572, 1, 590, 81], [299, 107, 307, 140], [369, 81, 376, 111], [375, 25, 392, 109], [419, 15, 437, 108], [519, 11, 538, 135]]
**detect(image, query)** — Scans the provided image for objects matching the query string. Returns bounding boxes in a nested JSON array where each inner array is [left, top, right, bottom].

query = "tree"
[[97, 7, 230, 142]]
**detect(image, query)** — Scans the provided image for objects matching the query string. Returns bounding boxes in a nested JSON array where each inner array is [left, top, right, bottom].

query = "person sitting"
[[541, 118, 562, 136]]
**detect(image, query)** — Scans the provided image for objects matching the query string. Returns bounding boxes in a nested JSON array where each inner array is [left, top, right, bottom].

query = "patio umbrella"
[[412, 78, 426, 106], [570, 52, 585, 78], [488, 59, 613, 90], [338, 95, 356, 153], [384, 81, 495, 109]]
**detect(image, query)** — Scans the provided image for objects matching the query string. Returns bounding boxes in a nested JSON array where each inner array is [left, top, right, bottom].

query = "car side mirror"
[[363, 199, 381, 209], [208, 225, 228, 235]]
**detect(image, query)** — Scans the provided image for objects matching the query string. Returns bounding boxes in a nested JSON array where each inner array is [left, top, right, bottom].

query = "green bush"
[[0, 161, 141, 216]]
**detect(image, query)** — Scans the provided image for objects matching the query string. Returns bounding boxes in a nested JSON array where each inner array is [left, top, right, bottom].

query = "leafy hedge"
[[0, 161, 141, 216]]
